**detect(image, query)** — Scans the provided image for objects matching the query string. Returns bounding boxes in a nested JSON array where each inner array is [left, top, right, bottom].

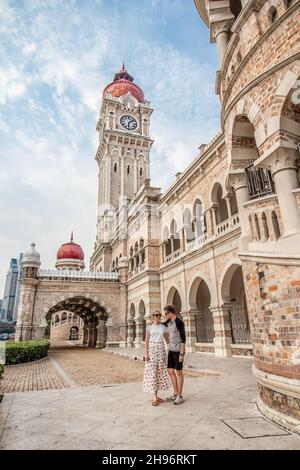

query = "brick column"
[[134, 318, 144, 349], [95, 318, 106, 349], [126, 318, 134, 347], [182, 310, 197, 352], [211, 304, 233, 357], [82, 324, 89, 346], [87, 320, 95, 347]]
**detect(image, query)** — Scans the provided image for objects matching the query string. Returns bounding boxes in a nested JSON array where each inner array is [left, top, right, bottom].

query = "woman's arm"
[[164, 332, 169, 344], [145, 331, 150, 361]]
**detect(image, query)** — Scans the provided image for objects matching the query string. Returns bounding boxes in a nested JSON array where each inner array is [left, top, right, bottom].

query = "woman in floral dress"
[[143, 311, 171, 406]]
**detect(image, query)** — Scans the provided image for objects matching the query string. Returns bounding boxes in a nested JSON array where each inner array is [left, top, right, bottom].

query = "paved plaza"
[[0, 346, 300, 450]]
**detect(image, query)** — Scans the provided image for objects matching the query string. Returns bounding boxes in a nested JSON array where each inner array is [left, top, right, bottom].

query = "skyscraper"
[[13, 253, 23, 323], [2, 258, 19, 322]]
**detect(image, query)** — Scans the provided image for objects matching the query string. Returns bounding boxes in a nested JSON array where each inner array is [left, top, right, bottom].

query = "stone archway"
[[189, 277, 214, 344], [221, 264, 251, 346], [166, 287, 182, 317], [46, 296, 108, 349]]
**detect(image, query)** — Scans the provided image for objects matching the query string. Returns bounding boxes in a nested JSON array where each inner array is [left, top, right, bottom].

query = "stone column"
[[118, 257, 128, 348], [81, 323, 89, 346], [181, 228, 186, 253], [211, 206, 217, 233], [127, 318, 134, 347], [170, 236, 174, 254], [182, 310, 197, 352], [134, 317, 144, 349], [211, 305, 233, 357], [209, 8, 234, 65], [120, 155, 125, 197], [205, 209, 214, 238], [95, 318, 106, 349], [87, 320, 95, 347], [138, 252, 143, 266], [216, 30, 229, 64], [228, 171, 251, 249], [105, 154, 111, 205], [271, 149, 300, 237], [225, 195, 232, 218], [134, 157, 138, 193]]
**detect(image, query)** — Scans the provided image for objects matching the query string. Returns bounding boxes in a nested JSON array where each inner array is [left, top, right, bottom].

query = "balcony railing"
[[245, 164, 275, 200], [215, 214, 240, 237], [186, 233, 209, 252], [166, 249, 181, 263]]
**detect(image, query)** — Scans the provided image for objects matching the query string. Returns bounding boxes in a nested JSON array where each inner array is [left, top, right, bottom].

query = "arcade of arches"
[[164, 263, 251, 357], [46, 297, 108, 349]]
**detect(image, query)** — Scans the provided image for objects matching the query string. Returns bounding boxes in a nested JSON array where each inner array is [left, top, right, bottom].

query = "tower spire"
[[70, 231, 73, 243]]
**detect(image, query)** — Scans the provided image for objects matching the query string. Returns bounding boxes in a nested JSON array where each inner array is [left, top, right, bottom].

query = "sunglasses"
[[153, 314, 161, 317]]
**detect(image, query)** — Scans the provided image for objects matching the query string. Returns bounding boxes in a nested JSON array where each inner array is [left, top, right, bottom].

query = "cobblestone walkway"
[[1, 358, 68, 393], [49, 345, 206, 386]]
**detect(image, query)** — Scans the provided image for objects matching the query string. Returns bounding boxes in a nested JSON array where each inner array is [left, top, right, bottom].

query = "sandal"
[[157, 397, 164, 403], [152, 399, 160, 406]]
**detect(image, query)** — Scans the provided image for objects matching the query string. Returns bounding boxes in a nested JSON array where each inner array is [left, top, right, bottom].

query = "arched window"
[[183, 208, 195, 243], [285, 0, 294, 9], [170, 219, 180, 252], [262, 212, 269, 241], [254, 214, 261, 241], [127, 165, 130, 174], [268, 6, 279, 25], [271, 211, 281, 240], [139, 238, 144, 249], [139, 167, 143, 177], [193, 199, 205, 236], [114, 162, 117, 172]]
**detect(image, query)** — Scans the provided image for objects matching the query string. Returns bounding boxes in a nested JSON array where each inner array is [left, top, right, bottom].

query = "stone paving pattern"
[[1, 358, 68, 393], [1, 349, 300, 450]]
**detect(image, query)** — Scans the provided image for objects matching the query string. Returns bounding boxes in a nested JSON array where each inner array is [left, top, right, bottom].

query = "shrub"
[[5, 340, 50, 365], [0, 363, 4, 379]]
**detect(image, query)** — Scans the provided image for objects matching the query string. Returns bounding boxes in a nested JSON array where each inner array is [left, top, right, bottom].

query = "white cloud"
[[0, 0, 220, 295]]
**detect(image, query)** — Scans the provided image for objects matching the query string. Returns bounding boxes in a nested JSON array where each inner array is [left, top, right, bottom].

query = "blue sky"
[[0, 0, 220, 294]]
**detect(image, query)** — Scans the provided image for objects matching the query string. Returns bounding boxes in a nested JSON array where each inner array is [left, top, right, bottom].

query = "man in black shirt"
[[163, 304, 186, 405]]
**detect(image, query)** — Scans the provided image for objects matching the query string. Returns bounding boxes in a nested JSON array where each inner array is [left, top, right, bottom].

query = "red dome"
[[57, 235, 84, 261], [103, 65, 144, 103], [104, 79, 144, 103]]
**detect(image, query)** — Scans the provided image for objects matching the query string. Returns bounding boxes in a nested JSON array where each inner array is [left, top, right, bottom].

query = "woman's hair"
[[150, 310, 162, 324]]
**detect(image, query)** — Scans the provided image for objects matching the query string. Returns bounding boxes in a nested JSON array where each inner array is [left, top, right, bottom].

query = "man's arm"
[[176, 318, 186, 355]]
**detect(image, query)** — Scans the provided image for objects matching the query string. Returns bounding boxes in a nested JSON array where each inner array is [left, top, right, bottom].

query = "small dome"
[[103, 64, 144, 103], [55, 233, 85, 271], [56, 235, 84, 261], [23, 242, 41, 268]]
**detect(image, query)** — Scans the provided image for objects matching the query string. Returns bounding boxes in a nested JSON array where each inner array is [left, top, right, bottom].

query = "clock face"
[[120, 115, 138, 131]]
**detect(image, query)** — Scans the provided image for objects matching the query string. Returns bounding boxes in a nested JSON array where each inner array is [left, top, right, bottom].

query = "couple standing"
[[143, 304, 186, 406]]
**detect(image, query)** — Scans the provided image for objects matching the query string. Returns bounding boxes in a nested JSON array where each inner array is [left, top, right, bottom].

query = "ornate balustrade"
[[215, 214, 240, 238], [38, 269, 119, 281]]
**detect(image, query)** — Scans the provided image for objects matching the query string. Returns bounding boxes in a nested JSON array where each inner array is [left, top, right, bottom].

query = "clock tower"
[[92, 65, 154, 264]]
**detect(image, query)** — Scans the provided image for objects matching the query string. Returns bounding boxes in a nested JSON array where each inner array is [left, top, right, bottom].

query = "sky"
[[0, 0, 220, 294]]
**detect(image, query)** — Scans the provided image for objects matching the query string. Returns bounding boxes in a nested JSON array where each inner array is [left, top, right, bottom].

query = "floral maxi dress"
[[142, 323, 171, 393]]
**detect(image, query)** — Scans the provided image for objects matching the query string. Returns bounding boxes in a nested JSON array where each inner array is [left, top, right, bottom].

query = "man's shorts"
[[167, 350, 183, 371]]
